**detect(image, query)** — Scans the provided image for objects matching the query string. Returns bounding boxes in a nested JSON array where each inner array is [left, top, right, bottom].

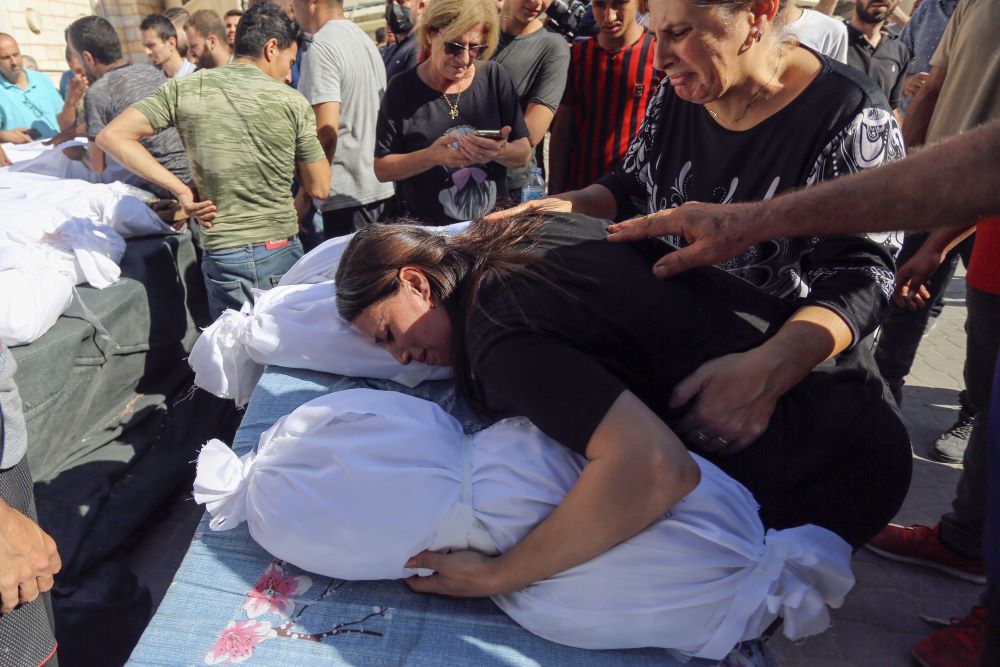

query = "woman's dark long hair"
[[335, 215, 552, 414]]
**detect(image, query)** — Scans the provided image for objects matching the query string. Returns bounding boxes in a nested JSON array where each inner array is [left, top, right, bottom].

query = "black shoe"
[[931, 409, 975, 464]]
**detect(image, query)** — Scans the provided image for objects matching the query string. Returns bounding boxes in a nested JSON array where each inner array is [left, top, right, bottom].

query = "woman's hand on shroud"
[[404, 550, 507, 597], [670, 350, 785, 454]]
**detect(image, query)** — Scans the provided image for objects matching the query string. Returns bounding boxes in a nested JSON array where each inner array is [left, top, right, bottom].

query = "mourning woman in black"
[[491, 0, 905, 453], [334, 213, 911, 599]]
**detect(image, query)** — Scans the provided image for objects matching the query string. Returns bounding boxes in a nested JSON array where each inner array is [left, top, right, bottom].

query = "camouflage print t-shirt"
[[132, 63, 325, 250]]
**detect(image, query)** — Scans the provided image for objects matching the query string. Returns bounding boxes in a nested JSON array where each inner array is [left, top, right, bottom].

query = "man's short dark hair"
[[140, 14, 177, 43], [185, 9, 228, 42], [375, 27, 386, 42], [162, 6, 190, 23], [67, 15, 123, 65], [234, 3, 301, 58], [225, 9, 244, 19]]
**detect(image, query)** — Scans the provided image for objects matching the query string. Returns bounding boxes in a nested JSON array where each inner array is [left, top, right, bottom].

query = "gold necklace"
[[443, 91, 461, 120], [707, 53, 783, 125]]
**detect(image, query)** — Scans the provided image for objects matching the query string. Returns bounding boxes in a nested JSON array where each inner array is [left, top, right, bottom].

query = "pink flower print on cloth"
[[243, 561, 313, 619], [204, 619, 277, 664]]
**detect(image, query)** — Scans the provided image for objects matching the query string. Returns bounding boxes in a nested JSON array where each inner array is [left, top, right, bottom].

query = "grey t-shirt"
[[85, 63, 192, 198], [493, 28, 570, 189], [298, 20, 395, 212]]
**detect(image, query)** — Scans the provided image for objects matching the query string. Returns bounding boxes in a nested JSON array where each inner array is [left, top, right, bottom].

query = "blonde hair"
[[418, 0, 500, 62]]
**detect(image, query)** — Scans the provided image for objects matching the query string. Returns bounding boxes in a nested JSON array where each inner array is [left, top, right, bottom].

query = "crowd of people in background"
[[0, 0, 998, 665]]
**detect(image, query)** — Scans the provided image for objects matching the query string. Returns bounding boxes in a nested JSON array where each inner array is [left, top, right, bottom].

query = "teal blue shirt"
[[0, 70, 64, 138]]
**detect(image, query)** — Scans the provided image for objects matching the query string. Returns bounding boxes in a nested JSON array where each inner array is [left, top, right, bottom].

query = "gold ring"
[[694, 431, 710, 443]]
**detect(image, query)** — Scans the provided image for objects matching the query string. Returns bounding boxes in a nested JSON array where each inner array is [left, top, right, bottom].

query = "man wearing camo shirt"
[[97, 3, 330, 320]]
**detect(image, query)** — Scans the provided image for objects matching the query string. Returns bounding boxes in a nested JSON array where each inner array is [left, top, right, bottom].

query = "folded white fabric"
[[0, 172, 170, 238], [189, 281, 451, 406], [194, 389, 855, 660], [0, 262, 74, 346]]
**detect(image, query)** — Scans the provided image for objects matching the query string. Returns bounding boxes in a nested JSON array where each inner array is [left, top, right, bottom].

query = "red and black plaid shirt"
[[561, 32, 661, 192]]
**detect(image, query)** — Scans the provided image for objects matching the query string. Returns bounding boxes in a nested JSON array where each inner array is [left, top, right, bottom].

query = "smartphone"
[[26, 128, 41, 140], [473, 129, 504, 139]]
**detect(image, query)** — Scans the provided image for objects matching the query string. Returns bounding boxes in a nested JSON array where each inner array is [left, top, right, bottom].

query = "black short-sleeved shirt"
[[375, 60, 530, 225], [466, 213, 796, 454], [382, 33, 419, 83], [844, 23, 911, 109], [598, 54, 904, 346]]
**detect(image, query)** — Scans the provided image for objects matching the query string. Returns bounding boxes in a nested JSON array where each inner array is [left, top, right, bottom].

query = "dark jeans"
[[875, 232, 975, 404], [939, 285, 1000, 560], [201, 237, 304, 320], [321, 199, 388, 240]]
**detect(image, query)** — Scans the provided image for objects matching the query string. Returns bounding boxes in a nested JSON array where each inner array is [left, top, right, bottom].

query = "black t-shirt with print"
[[598, 53, 905, 347], [375, 60, 530, 225]]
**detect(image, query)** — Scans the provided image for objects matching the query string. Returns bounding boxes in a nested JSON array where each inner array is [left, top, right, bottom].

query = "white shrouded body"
[[194, 389, 854, 660]]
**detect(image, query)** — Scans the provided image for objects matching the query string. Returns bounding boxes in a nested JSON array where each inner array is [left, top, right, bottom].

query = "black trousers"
[[321, 199, 389, 240]]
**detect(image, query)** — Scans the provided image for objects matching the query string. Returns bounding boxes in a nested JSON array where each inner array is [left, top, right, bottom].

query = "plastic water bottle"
[[521, 168, 547, 203]]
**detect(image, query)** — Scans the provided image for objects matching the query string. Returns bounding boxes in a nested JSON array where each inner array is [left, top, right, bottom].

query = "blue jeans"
[[201, 237, 304, 320]]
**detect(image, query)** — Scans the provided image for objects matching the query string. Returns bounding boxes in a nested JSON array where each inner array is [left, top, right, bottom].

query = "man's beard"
[[198, 49, 216, 68], [856, 0, 892, 23]]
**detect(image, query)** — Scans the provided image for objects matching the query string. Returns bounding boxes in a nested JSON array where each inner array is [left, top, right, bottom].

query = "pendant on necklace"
[[449, 108, 458, 120]]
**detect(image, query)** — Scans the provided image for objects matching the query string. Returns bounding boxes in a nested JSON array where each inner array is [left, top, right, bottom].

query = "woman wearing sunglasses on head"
[[374, 0, 532, 225]]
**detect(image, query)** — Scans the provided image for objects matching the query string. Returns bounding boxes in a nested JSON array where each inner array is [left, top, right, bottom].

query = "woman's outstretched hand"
[[671, 350, 785, 454], [607, 202, 758, 277], [404, 550, 507, 597]]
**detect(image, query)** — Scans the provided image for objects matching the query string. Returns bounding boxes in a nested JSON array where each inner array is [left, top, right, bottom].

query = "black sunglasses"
[[442, 41, 489, 58]]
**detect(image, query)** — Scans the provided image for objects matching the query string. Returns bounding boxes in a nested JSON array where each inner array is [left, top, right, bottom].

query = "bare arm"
[[902, 65, 945, 150], [56, 74, 87, 132], [96, 108, 216, 223], [547, 104, 574, 195], [313, 101, 340, 164], [607, 119, 1000, 275], [297, 158, 331, 200], [522, 102, 556, 148], [405, 390, 701, 595]]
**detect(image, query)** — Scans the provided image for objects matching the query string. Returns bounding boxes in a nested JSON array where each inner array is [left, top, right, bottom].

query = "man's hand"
[[66, 73, 88, 106], [404, 550, 506, 597], [893, 248, 943, 310], [903, 72, 930, 99], [43, 127, 78, 147], [294, 188, 313, 227], [0, 129, 33, 145], [0, 146, 10, 167], [0, 500, 61, 613], [62, 145, 87, 161], [178, 189, 217, 228], [607, 201, 758, 277]]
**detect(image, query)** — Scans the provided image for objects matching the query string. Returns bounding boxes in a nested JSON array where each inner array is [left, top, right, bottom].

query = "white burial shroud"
[[188, 222, 469, 404], [193, 389, 855, 660]]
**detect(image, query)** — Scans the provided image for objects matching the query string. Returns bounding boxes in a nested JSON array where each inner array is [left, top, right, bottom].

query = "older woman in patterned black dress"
[[492, 0, 904, 453]]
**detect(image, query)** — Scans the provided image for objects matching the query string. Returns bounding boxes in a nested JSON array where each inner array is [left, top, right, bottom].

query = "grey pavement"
[[770, 271, 980, 666]]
